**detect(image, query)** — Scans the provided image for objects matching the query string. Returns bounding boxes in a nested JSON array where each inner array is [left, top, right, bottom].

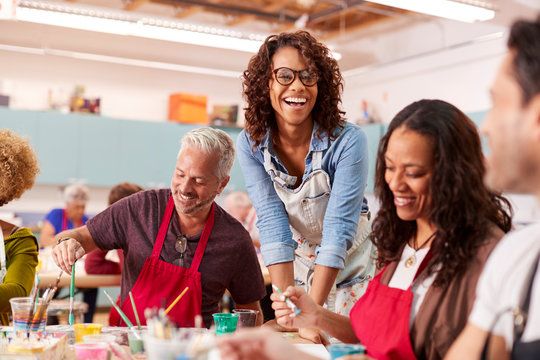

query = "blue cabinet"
[[0, 108, 247, 190]]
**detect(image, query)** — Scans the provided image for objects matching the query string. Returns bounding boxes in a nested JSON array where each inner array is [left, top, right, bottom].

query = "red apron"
[[349, 250, 433, 360], [109, 196, 214, 328]]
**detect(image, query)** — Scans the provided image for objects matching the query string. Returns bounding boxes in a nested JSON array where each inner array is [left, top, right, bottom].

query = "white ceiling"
[[0, 0, 538, 74]]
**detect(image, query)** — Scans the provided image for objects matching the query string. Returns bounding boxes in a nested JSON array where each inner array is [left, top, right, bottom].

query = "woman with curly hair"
[[262, 99, 513, 360], [0, 129, 40, 324], [237, 30, 376, 341]]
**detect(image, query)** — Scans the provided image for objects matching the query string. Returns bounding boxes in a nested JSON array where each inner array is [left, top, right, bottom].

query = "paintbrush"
[[272, 284, 301, 317], [53, 270, 63, 288], [164, 286, 189, 315], [128, 291, 142, 329], [68, 264, 75, 325], [25, 284, 40, 336], [103, 290, 141, 340]]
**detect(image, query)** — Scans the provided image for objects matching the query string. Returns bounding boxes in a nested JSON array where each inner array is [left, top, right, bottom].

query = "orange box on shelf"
[[168, 93, 208, 124]]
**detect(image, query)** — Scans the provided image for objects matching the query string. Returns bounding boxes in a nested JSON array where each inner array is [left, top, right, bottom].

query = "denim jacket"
[[236, 122, 369, 269]]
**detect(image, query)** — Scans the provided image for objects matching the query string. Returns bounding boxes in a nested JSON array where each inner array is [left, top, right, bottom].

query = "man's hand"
[[52, 238, 85, 273]]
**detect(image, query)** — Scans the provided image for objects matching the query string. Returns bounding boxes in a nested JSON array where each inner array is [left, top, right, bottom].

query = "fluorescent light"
[[0, 43, 242, 78], [14, 3, 265, 53], [367, 0, 495, 23]]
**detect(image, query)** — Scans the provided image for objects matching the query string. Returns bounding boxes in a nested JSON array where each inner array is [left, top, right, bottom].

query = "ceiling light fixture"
[[14, 1, 266, 53], [367, 0, 495, 23], [11, 1, 343, 60]]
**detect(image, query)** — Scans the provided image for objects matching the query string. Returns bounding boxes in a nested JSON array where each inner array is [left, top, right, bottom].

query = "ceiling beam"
[[174, 5, 204, 18], [157, 0, 297, 23], [123, 0, 149, 11], [226, 0, 292, 27]]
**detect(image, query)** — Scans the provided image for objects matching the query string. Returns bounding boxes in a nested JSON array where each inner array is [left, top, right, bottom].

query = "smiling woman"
[[236, 30, 376, 343]]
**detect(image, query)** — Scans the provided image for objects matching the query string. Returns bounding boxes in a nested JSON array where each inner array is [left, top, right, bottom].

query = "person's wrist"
[[56, 236, 73, 245]]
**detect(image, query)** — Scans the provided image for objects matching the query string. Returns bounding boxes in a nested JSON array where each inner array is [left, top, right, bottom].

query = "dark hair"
[[508, 15, 540, 104], [372, 99, 512, 287], [108, 182, 143, 205], [242, 31, 345, 146]]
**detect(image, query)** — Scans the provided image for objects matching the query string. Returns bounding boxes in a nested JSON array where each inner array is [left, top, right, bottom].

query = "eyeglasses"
[[272, 67, 318, 87]]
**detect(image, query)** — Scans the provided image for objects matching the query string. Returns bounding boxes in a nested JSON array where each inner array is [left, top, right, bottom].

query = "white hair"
[[63, 184, 90, 203], [179, 127, 235, 180]]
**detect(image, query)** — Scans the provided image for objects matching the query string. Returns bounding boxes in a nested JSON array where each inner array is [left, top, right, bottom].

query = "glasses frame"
[[272, 67, 318, 87]]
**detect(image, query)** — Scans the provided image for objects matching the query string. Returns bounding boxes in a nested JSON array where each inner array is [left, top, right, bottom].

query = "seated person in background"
[[40, 183, 94, 322], [223, 191, 259, 249], [220, 99, 513, 360], [0, 129, 40, 325], [40, 184, 90, 247], [85, 182, 144, 276], [84, 182, 143, 324], [447, 15, 540, 360], [52, 127, 266, 328]]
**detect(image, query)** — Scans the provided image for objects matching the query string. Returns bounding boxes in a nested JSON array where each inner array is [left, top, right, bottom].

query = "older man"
[[53, 127, 265, 328], [447, 15, 540, 359]]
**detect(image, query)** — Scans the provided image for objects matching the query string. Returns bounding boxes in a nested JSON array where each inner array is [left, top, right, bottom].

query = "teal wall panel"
[[34, 111, 80, 184], [79, 116, 121, 186], [359, 123, 384, 193]]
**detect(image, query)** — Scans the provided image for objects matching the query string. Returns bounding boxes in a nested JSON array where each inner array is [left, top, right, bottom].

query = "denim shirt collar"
[[258, 122, 330, 155]]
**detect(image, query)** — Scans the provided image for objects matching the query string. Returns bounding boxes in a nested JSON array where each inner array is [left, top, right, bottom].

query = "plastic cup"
[[233, 309, 258, 328], [212, 313, 239, 336], [127, 327, 145, 354], [327, 344, 366, 359], [83, 334, 116, 344], [74, 342, 108, 360], [143, 334, 188, 360], [74, 323, 103, 343], [9, 297, 47, 333]]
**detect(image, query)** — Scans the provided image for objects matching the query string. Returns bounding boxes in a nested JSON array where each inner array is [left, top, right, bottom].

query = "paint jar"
[[83, 334, 116, 344], [144, 334, 188, 360], [212, 313, 239, 336], [83, 333, 116, 360], [327, 344, 366, 359], [127, 327, 145, 354], [74, 342, 108, 360], [74, 323, 103, 343], [232, 309, 258, 328], [9, 297, 47, 333]]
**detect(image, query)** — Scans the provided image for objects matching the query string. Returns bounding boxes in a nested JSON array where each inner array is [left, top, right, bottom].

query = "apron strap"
[[190, 203, 216, 271], [410, 248, 435, 288], [263, 147, 296, 188], [151, 196, 176, 258], [311, 151, 323, 171]]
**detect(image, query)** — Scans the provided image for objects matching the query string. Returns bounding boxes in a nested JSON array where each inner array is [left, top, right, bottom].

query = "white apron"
[[263, 148, 376, 315]]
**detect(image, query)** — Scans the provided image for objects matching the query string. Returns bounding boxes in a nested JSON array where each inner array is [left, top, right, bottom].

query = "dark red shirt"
[[87, 189, 266, 326]]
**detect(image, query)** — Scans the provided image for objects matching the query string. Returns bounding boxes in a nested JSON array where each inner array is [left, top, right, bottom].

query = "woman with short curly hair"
[[0, 130, 39, 206], [237, 31, 375, 341], [0, 129, 39, 324]]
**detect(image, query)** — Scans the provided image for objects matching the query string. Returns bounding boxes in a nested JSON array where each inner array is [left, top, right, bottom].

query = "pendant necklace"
[[175, 234, 188, 267], [404, 232, 436, 268]]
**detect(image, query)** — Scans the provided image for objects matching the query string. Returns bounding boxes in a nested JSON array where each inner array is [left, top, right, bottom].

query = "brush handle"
[[68, 264, 75, 325]]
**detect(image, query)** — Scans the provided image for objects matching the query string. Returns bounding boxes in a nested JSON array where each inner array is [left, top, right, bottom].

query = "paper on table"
[[207, 344, 329, 360], [294, 344, 329, 359]]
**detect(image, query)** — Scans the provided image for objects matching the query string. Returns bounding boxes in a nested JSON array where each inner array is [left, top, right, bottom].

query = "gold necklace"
[[404, 233, 436, 268]]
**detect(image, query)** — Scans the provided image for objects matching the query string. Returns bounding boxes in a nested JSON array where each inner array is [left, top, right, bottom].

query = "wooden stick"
[[128, 291, 142, 329], [164, 286, 189, 315]]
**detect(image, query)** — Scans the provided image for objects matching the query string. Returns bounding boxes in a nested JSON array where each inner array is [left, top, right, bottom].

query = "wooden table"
[[38, 272, 121, 289]]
